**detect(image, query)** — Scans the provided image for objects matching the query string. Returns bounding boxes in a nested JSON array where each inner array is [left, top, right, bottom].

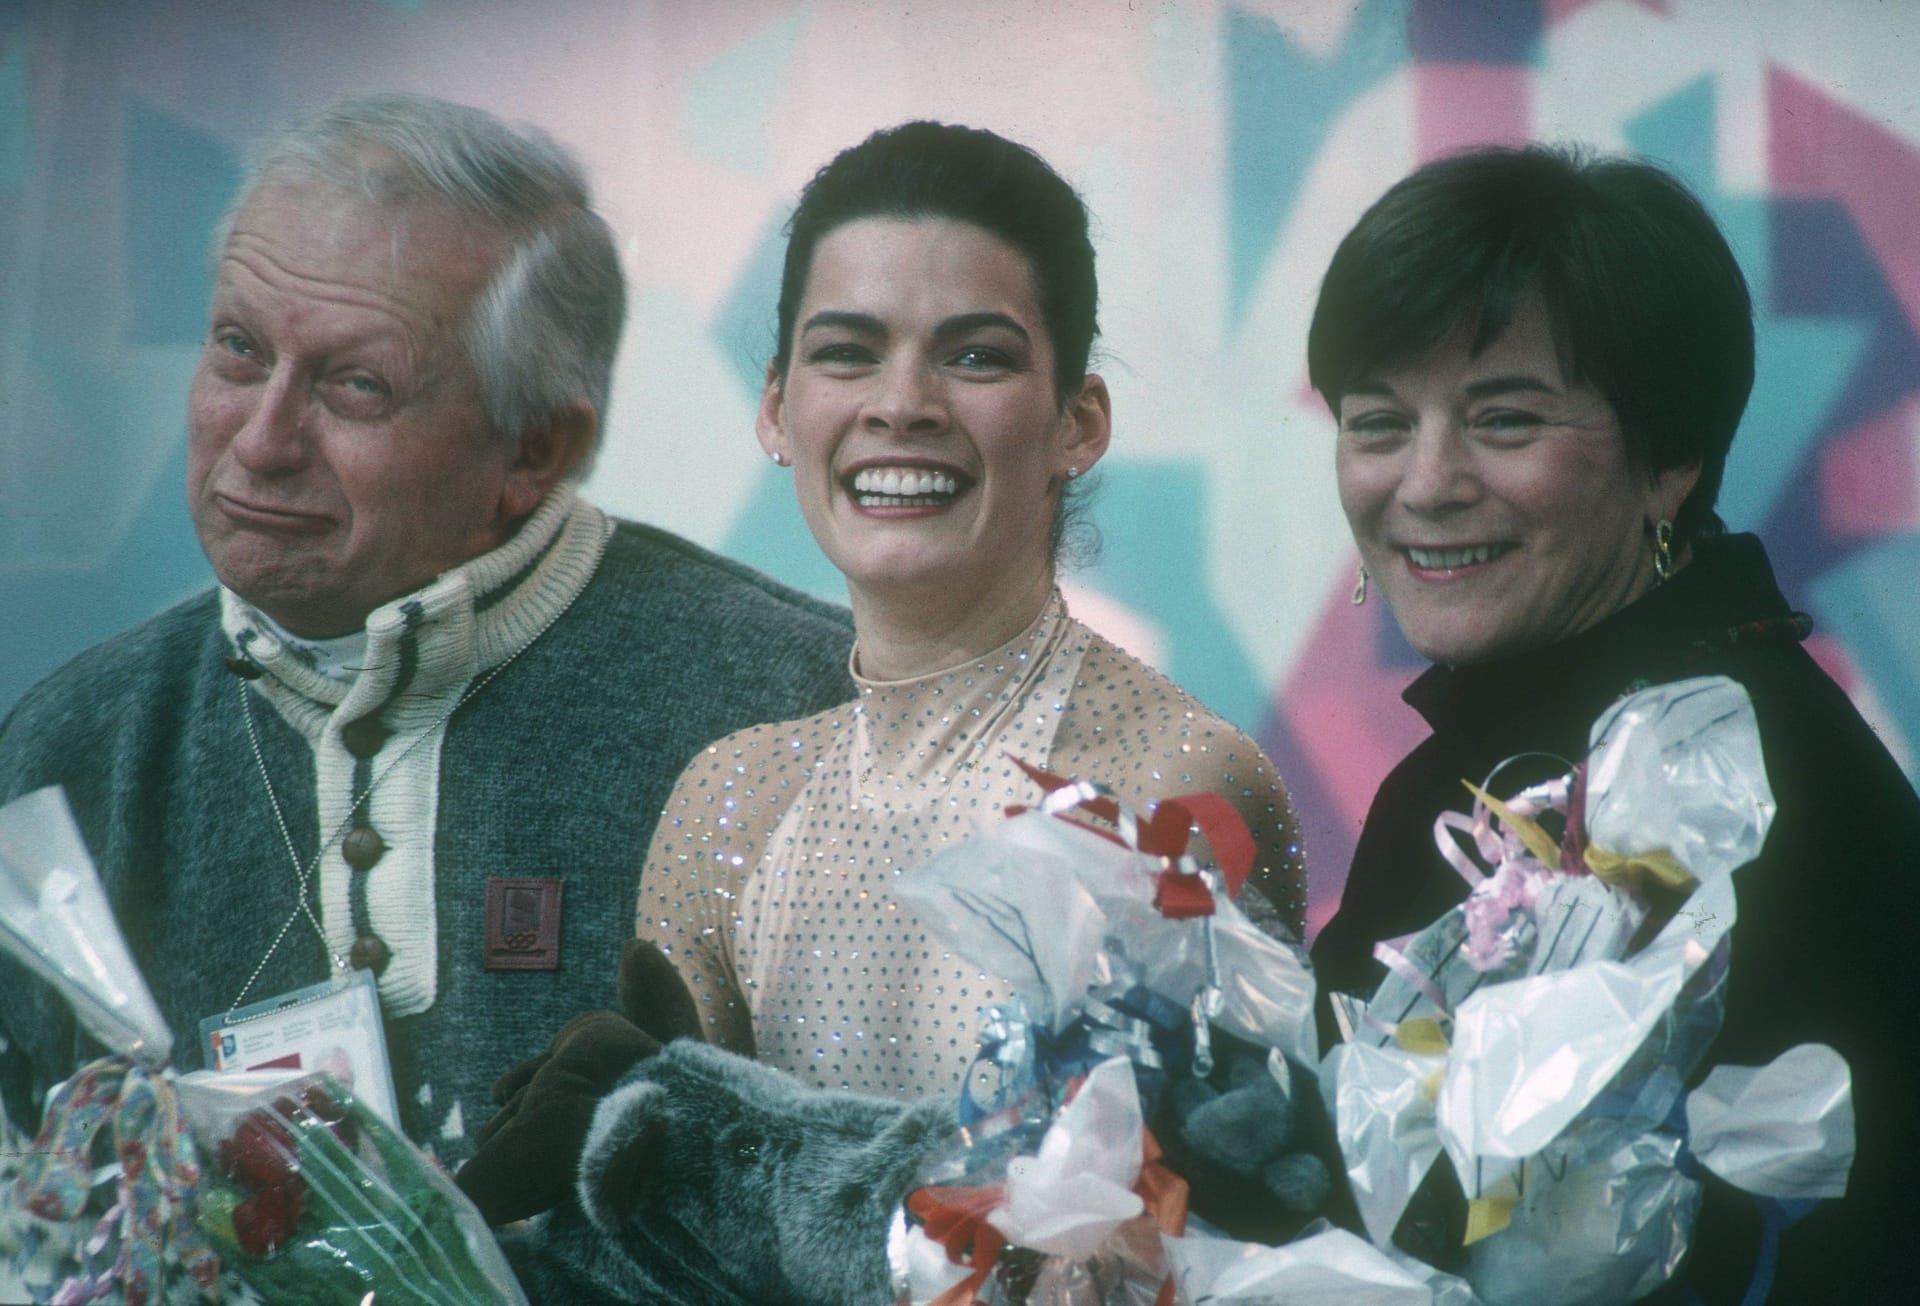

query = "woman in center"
[[636, 121, 1305, 1097]]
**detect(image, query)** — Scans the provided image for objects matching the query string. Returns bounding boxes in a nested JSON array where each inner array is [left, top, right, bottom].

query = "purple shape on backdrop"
[[1769, 197, 1920, 441], [1408, 0, 1542, 64], [1759, 197, 1920, 597]]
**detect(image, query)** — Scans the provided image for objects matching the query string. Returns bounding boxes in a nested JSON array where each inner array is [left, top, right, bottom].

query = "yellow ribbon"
[[1582, 843, 1697, 896], [1461, 781, 1561, 868], [1394, 1016, 1451, 1057], [1461, 780, 1698, 897], [1464, 1197, 1515, 1244]]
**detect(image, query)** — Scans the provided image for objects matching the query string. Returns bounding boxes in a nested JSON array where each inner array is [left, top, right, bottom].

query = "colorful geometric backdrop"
[[3, 0, 1915, 935]]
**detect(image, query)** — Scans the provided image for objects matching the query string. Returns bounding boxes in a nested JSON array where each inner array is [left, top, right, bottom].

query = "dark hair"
[[773, 120, 1099, 402], [774, 120, 1103, 565], [1306, 145, 1754, 545]]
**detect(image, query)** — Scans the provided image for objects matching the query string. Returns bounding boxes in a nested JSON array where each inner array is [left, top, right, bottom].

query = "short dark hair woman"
[[1306, 145, 1920, 1303]]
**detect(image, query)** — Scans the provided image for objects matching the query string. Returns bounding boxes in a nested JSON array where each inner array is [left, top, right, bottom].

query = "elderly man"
[[0, 94, 853, 1165]]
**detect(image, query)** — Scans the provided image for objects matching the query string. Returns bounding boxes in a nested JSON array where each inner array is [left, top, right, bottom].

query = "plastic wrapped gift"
[[894, 761, 1317, 1109], [0, 786, 525, 1306], [1321, 677, 1855, 1306], [891, 1057, 1181, 1306], [1162, 1225, 1477, 1305], [888, 765, 1323, 1303]]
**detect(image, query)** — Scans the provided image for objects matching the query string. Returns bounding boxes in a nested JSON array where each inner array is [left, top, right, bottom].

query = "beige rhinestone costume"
[[636, 591, 1305, 1097]]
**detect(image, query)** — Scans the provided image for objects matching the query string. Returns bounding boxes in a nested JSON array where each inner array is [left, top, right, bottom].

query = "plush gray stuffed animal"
[[503, 1041, 957, 1306]]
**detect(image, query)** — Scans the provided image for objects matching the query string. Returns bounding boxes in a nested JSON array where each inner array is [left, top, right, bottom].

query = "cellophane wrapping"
[[1322, 676, 1854, 1306], [0, 785, 525, 1306], [887, 772, 1487, 1304], [886, 677, 1855, 1305]]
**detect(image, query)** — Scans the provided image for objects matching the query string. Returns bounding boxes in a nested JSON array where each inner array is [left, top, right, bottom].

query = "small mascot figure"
[[460, 940, 953, 1306], [462, 944, 1333, 1305]]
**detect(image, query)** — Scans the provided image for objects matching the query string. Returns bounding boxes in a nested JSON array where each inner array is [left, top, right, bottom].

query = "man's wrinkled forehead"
[[218, 172, 506, 336]]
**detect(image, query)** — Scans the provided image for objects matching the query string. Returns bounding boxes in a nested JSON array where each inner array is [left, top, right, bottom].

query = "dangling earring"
[[1653, 520, 1674, 583], [770, 450, 790, 467], [1351, 563, 1369, 606]]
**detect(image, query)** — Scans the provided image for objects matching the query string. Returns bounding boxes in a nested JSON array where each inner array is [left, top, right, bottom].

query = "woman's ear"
[[755, 363, 791, 465], [500, 400, 596, 522], [1058, 374, 1112, 477], [1647, 459, 1701, 528]]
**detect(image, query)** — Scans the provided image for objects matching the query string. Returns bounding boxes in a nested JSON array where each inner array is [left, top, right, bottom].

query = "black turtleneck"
[[1311, 532, 1920, 1304]]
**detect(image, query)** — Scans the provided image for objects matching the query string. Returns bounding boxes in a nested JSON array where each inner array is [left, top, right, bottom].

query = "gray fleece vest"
[[0, 518, 853, 1165]]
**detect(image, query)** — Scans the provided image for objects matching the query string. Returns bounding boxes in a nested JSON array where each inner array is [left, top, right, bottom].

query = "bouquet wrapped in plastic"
[[885, 761, 1343, 1303], [1320, 676, 1855, 1306], [0, 785, 525, 1305]]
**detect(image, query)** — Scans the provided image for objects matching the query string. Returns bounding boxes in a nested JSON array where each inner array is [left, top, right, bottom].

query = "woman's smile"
[[844, 462, 970, 510], [759, 217, 1094, 621]]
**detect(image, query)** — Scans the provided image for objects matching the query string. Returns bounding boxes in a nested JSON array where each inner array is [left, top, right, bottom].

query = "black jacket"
[[1311, 533, 1920, 1304]]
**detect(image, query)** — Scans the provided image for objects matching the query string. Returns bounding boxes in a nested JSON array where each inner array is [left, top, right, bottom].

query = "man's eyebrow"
[[799, 310, 884, 337]]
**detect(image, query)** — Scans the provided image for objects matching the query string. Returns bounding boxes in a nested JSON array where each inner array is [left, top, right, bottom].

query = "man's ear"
[[1058, 373, 1112, 478], [500, 400, 597, 522], [754, 364, 790, 465]]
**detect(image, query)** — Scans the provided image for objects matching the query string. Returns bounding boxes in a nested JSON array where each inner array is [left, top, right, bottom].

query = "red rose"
[[232, 1179, 307, 1257], [220, 1113, 299, 1189]]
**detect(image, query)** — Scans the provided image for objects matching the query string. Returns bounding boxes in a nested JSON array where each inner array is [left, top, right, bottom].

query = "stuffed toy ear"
[[617, 938, 717, 1048], [457, 1011, 664, 1225], [576, 1077, 675, 1235]]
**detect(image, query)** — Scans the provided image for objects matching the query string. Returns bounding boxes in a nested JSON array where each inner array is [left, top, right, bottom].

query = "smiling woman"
[[630, 122, 1308, 1099], [1331, 292, 1695, 668], [1305, 145, 1920, 1303], [759, 216, 1100, 676]]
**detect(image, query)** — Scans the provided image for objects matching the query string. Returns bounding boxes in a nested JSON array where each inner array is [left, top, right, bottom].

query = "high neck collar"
[[249, 610, 368, 684], [223, 485, 610, 718], [1404, 533, 1799, 739], [849, 589, 1082, 789]]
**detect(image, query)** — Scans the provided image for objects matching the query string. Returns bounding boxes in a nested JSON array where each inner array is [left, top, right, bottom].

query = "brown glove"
[[455, 939, 708, 1225]]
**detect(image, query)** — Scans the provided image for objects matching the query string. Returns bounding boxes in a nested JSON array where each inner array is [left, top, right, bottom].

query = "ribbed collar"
[[222, 484, 612, 729], [1403, 533, 1799, 745]]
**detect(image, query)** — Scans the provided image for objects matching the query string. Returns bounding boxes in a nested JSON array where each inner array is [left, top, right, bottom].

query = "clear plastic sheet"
[[1328, 678, 1852, 1306], [896, 804, 1317, 1070], [0, 787, 170, 1065], [890, 776, 1322, 1304], [1458, 1128, 1699, 1306], [177, 1069, 525, 1305], [0, 785, 524, 1305], [1685, 1043, 1853, 1198], [1163, 1225, 1477, 1304]]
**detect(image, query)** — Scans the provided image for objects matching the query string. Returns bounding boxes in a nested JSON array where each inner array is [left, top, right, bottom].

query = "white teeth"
[[1409, 544, 1500, 569], [851, 468, 959, 498]]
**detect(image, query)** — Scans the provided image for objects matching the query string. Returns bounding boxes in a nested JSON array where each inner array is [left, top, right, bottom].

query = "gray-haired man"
[[0, 94, 852, 1163]]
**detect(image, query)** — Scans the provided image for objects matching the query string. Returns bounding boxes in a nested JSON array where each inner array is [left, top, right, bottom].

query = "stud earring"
[[770, 451, 790, 467], [1653, 520, 1674, 582], [1352, 563, 1369, 606], [1065, 466, 1080, 479]]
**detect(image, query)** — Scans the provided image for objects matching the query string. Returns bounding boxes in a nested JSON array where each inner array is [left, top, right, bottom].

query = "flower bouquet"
[[0, 785, 525, 1305], [1320, 675, 1855, 1306], [886, 762, 1335, 1303], [883, 676, 1856, 1306]]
